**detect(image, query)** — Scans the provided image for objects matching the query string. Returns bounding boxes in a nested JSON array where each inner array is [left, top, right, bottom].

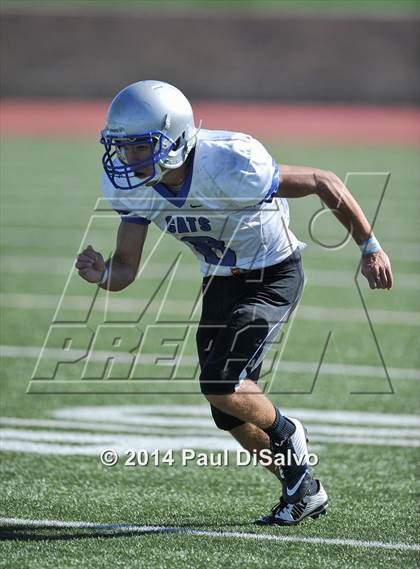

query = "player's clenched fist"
[[361, 249, 393, 290], [76, 245, 106, 284]]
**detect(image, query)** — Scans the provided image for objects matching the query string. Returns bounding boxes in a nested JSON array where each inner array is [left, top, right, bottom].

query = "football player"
[[76, 80, 393, 526]]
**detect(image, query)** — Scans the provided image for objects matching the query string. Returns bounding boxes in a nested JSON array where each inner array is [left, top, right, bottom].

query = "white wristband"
[[97, 266, 109, 285], [359, 235, 381, 256]]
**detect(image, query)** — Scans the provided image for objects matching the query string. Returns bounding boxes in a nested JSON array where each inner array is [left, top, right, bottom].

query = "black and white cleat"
[[270, 417, 313, 504], [254, 480, 328, 526]]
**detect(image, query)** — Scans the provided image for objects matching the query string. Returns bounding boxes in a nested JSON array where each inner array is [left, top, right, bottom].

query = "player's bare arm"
[[277, 164, 393, 290], [75, 221, 148, 291]]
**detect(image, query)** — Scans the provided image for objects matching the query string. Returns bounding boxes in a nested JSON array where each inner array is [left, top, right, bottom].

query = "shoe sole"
[[263, 501, 329, 527], [309, 502, 328, 520]]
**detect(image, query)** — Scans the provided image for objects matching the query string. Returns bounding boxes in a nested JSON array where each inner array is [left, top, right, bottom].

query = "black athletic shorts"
[[196, 249, 304, 412]]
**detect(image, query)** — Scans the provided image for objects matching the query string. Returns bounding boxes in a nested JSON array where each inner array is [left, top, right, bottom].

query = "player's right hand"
[[75, 245, 106, 283]]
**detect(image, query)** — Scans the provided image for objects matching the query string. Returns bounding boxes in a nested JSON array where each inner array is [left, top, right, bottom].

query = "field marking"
[[0, 417, 223, 433], [2, 344, 419, 381], [1, 405, 418, 454], [1, 292, 418, 326], [2, 423, 418, 443], [1, 255, 419, 288], [0, 517, 419, 552], [1, 417, 418, 438], [2, 227, 419, 255], [0, 430, 238, 449], [3, 406, 419, 428], [52, 404, 420, 427], [1, 429, 417, 450]]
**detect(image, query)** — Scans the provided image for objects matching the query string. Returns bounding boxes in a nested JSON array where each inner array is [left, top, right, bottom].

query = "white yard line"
[[1, 344, 419, 381], [297, 305, 418, 326], [1, 417, 417, 438], [1, 405, 418, 452], [0, 417, 217, 433], [0, 517, 418, 552], [0, 429, 236, 448], [1, 255, 418, 289], [1, 293, 418, 325], [0, 438, 240, 454], [51, 404, 420, 427], [1, 428, 417, 448], [3, 406, 418, 428]]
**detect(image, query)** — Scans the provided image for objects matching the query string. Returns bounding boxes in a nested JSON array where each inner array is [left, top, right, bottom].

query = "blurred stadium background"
[[0, 1, 419, 568]]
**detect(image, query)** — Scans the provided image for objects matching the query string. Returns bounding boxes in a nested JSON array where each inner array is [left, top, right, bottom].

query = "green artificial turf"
[[0, 137, 419, 568]]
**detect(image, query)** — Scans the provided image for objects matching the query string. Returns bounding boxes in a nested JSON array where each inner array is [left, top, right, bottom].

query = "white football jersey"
[[102, 129, 302, 276]]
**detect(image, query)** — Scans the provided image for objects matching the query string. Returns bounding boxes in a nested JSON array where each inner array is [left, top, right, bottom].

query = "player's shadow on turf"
[[0, 529, 149, 541], [0, 522, 251, 541]]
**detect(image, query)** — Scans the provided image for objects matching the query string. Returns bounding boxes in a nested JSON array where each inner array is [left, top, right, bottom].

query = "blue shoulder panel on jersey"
[[262, 161, 280, 203], [153, 149, 195, 208]]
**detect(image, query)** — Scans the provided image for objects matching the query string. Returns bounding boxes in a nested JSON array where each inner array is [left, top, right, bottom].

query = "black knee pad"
[[210, 404, 245, 431]]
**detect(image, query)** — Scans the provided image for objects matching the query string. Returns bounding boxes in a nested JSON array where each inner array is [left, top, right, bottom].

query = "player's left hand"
[[361, 249, 393, 290]]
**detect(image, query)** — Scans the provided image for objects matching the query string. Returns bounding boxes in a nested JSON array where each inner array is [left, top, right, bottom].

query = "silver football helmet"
[[100, 80, 199, 189]]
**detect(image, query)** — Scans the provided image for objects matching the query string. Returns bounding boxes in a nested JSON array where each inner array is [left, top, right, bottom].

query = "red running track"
[[0, 100, 418, 145]]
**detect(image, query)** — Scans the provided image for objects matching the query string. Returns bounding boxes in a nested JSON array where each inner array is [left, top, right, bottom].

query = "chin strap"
[[143, 162, 166, 186]]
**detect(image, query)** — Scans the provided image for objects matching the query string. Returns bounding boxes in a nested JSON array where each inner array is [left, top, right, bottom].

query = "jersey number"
[[181, 236, 237, 266]]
